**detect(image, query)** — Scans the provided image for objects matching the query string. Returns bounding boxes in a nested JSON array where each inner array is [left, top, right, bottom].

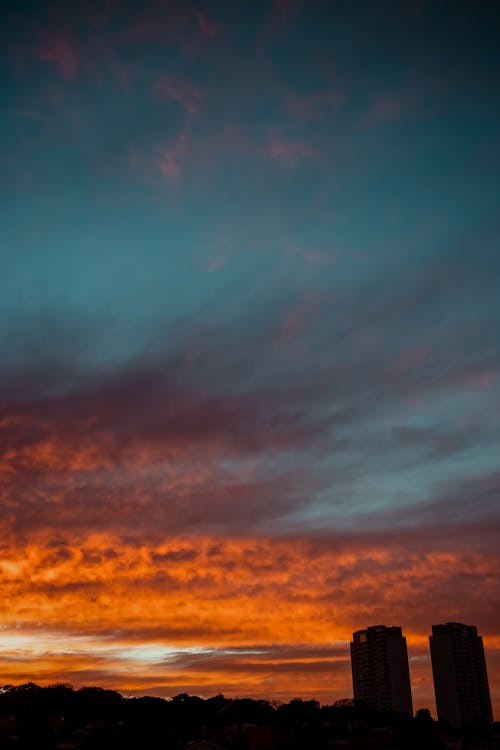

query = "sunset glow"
[[1, 0, 499, 718]]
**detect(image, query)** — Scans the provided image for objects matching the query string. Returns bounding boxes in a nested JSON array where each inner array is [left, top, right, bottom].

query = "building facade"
[[430, 622, 493, 728], [350, 625, 413, 715]]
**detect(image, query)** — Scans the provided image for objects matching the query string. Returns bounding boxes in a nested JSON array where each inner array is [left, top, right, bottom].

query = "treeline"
[[0, 682, 490, 749]]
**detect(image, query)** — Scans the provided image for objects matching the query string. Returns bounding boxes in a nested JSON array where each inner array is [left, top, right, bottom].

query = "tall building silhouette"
[[430, 622, 493, 728], [350, 625, 413, 715]]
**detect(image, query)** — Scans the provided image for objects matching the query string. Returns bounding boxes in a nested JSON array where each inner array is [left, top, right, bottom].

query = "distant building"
[[350, 625, 413, 715], [430, 622, 493, 728]]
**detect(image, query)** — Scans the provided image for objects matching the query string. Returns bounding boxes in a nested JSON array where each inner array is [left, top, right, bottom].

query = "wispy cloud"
[[39, 33, 79, 80], [267, 137, 317, 167]]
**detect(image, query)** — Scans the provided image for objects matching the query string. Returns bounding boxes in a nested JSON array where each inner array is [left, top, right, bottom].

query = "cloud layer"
[[1, 0, 499, 717]]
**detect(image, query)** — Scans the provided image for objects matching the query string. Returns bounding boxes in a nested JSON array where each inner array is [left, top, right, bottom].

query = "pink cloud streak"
[[39, 33, 78, 80]]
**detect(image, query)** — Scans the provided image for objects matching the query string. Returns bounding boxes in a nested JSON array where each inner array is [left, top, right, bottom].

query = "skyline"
[[1, 0, 500, 716], [430, 621, 493, 727], [351, 625, 413, 716]]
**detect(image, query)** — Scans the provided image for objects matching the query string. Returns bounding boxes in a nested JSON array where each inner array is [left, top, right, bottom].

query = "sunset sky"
[[1, 0, 499, 717]]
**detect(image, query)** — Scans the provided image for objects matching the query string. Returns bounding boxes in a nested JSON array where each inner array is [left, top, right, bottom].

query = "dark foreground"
[[0, 684, 497, 750]]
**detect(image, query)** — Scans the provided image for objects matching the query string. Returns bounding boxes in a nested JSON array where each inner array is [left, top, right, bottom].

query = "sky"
[[1, 0, 499, 717]]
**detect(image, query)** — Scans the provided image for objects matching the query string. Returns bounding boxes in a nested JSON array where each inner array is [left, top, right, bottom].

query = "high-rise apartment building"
[[430, 622, 493, 728], [350, 625, 413, 715]]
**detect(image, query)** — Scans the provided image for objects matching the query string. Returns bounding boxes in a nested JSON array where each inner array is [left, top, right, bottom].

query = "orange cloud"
[[0, 532, 498, 715]]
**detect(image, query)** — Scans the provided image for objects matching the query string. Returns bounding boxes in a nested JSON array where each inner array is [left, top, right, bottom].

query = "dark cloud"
[[366, 470, 500, 529], [161, 644, 350, 674]]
